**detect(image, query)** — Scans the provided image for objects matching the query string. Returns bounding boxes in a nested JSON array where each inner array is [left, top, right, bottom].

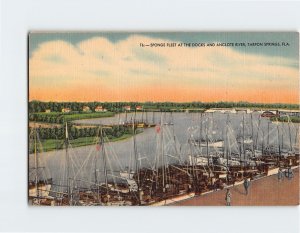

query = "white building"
[[278, 109, 300, 117], [82, 106, 91, 112], [95, 106, 107, 112], [62, 108, 71, 113]]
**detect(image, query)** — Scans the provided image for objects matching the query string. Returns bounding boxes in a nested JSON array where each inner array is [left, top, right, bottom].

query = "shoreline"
[[30, 131, 144, 153]]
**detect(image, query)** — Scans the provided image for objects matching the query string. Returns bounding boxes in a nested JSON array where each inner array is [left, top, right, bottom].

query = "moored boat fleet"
[[28, 112, 299, 206]]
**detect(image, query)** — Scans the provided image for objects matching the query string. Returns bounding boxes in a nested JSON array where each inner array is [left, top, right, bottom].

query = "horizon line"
[[29, 99, 299, 105]]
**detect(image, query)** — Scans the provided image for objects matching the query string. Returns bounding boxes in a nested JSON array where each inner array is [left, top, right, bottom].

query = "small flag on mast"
[[155, 124, 161, 133], [96, 144, 101, 151]]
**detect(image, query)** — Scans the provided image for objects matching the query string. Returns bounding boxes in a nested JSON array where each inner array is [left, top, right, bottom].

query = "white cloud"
[[29, 35, 298, 102]]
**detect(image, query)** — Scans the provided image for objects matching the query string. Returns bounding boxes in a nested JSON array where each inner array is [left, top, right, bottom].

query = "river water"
[[30, 112, 299, 189]]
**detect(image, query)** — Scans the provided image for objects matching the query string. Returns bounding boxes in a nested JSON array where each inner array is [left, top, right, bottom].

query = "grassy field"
[[63, 112, 114, 121], [30, 111, 114, 122], [39, 133, 136, 152]]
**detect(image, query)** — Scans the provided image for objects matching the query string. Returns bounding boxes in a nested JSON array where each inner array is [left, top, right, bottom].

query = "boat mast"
[[64, 122, 71, 202], [94, 127, 101, 202], [281, 122, 284, 151], [262, 131, 265, 155], [199, 113, 203, 150], [226, 114, 229, 169], [288, 119, 293, 152], [132, 110, 141, 204], [206, 122, 209, 166], [94, 130, 99, 185], [189, 137, 196, 188], [242, 114, 245, 161], [171, 112, 180, 163], [267, 122, 270, 150], [34, 127, 39, 201], [250, 113, 254, 157], [133, 122, 139, 187], [100, 127, 108, 196], [152, 111, 155, 124], [160, 112, 165, 192], [276, 121, 281, 158], [255, 117, 261, 150], [295, 126, 299, 146]]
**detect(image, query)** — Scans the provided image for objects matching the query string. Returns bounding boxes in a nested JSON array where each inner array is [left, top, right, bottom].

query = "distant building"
[[95, 106, 107, 112], [45, 109, 51, 113], [235, 108, 251, 114], [124, 106, 131, 111], [252, 109, 264, 114], [62, 108, 71, 113], [277, 109, 300, 118], [261, 111, 277, 118], [205, 109, 216, 113], [82, 106, 91, 112], [205, 108, 236, 114], [136, 105, 143, 111]]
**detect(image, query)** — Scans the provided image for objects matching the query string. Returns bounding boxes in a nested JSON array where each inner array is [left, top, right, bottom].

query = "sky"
[[29, 32, 299, 103]]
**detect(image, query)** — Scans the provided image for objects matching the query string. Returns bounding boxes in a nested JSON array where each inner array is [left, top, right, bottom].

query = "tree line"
[[30, 125, 133, 140], [29, 113, 65, 124], [29, 101, 138, 113], [143, 101, 299, 110], [29, 100, 299, 113]]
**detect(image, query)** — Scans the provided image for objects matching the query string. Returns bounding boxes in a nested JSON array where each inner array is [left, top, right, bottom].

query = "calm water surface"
[[30, 112, 299, 188]]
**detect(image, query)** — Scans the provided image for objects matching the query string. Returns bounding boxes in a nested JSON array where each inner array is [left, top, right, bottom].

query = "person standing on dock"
[[285, 166, 294, 180], [243, 178, 250, 195], [213, 181, 218, 191], [278, 168, 284, 181], [225, 189, 231, 206]]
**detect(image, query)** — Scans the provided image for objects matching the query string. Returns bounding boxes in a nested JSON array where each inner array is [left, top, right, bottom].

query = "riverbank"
[[29, 111, 115, 124], [171, 167, 299, 206], [37, 132, 140, 152]]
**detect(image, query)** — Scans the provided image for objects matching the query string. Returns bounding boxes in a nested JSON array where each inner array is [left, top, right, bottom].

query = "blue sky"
[[29, 32, 299, 60]]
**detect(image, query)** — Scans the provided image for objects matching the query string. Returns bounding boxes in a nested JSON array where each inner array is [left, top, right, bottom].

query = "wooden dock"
[[172, 167, 299, 206]]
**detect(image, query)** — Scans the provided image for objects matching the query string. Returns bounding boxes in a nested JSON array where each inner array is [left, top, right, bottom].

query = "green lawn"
[[63, 112, 114, 121], [39, 133, 135, 152], [29, 111, 115, 123], [39, 139, 66, 151]]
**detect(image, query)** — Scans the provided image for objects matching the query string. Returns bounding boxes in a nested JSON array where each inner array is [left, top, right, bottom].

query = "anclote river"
[[30, 112, 299, 188]]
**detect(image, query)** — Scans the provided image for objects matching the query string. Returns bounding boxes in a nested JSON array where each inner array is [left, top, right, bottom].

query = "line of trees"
[[29, 101, 132, 113], [30, 125, 133, 140], [143, 101, 299, 110], [29, 113, 65, 124], [29, 100, 299, 113]]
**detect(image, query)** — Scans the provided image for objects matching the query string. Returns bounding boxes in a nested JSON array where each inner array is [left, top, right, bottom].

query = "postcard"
[[28, 32, 299, 206]]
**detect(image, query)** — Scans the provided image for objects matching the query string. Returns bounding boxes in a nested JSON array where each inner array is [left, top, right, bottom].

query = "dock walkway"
[[172, 168, 299, 206]]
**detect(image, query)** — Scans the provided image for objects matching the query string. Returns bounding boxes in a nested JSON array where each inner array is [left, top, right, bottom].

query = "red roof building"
[[124, 106, 131, 111], [95, 106, 107, 112]]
